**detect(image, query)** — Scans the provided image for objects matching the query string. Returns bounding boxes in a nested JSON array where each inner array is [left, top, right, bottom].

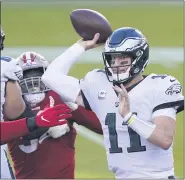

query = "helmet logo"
[[136, 50, 142, 57], [115, 101, 119, 107]]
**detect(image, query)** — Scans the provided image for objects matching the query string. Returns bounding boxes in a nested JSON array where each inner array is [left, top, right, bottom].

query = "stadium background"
[[1, 0, 184, 178]]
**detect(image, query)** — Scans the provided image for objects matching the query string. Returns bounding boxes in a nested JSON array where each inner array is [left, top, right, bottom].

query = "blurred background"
[[1, 0, 184, 178]]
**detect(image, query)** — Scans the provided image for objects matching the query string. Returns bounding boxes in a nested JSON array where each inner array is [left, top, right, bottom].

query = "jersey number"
[[105, 113, 146, 153]]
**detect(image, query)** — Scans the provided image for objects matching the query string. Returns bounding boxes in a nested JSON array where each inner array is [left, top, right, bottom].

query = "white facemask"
[[106, 60, 131, 82], [24, 93, 45, 105], [112, 67, 131, 82]]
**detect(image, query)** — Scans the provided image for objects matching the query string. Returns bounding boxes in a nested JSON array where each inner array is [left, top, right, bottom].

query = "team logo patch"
[[98, 89, 107, 100], [165, 83, 182, 95]]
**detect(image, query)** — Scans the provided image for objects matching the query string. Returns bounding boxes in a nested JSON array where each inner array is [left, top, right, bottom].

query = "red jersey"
[[8, 90, 102, 179]]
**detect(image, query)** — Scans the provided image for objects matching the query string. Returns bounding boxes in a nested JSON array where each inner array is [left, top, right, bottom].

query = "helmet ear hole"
[[131, 67, 140, 76]]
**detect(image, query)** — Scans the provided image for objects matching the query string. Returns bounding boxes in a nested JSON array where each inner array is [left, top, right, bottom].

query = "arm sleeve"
[[42, 43, 85, 102], [0, 118, 29, 145], [152, 76, 184, 120]]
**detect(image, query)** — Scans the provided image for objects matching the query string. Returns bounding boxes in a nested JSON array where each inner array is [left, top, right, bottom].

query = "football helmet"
[[17, 52, 50, 105], [0, 26, 5, 51], [102, 27, 149, 84]]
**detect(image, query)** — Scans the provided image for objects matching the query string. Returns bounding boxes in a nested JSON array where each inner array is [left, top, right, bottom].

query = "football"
[[70, 9, 112, 43]]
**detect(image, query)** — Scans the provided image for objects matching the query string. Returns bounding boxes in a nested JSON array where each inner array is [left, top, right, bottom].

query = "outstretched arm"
[[1, 104, 72, 145], [1, 119, 29, 145], [42, 33, 101, 105], [42, 43, 84, 103]]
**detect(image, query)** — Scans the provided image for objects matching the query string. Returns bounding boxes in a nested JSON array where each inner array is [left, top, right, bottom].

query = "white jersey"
[[80, 69, 183, 179], [1, 81, 5, 120], [0, 57, 18, 179], [1, 56, 23, 120], [0, 82, 13, 179]]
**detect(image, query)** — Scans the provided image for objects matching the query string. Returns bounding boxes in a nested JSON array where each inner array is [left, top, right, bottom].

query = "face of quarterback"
[[109, 53, 132, 75]]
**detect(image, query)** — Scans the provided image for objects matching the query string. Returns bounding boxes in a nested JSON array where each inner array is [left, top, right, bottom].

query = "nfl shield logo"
[[115, 102, 119, 107]]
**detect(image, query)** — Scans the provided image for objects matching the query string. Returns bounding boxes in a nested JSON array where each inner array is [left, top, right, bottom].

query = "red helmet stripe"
[[22, 54, 27, 63]]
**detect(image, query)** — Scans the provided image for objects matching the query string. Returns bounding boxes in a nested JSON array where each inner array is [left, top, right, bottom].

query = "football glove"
[[26, 104, 72, 131]]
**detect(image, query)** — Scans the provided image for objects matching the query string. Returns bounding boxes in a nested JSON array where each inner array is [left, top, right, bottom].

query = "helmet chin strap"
[[24, 93, 46, 106]]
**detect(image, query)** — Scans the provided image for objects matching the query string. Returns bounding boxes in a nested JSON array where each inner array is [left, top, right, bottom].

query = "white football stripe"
[[2, 47, 183, 66]]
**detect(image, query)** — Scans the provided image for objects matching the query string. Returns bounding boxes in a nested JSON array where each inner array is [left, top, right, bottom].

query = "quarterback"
[[42, 27, 184, 179]]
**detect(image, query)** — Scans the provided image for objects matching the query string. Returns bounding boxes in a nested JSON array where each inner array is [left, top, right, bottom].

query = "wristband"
[[123, 112, 133, 123], [26, 117, 37, 132], [128, 115, 156, 139], [127, 115, 135, 125]]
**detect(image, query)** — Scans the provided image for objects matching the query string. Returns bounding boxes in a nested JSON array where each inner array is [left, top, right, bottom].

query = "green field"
[[2, 3, 184, 179], [2, 4, 183, 46]]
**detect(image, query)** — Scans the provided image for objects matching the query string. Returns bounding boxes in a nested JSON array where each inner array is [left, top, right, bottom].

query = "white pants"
[[1, 145, 15, 179]]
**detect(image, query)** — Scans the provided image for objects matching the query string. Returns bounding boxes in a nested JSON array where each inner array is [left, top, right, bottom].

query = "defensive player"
[[0, 28, 72, 178], [42, 28, 184, 179], [7, 51, 102, 179]]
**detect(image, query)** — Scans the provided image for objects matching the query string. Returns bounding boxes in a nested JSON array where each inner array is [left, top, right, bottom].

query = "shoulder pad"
[[82, 68, 102, 81], [148, 74, 182, 91], [80, 68, 105, 89]]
